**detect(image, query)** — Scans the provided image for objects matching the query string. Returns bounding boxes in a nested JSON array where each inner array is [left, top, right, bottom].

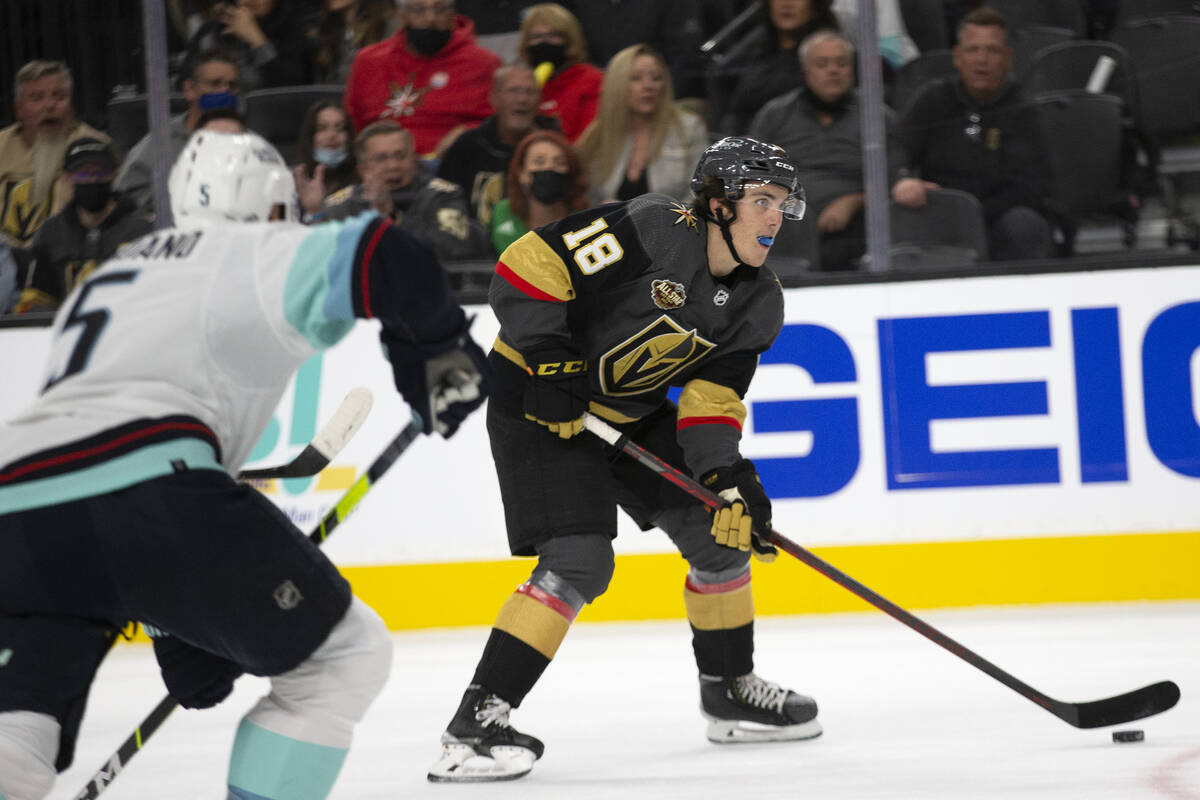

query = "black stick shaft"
[[72, 421, 422, 800], [582, 413, 1179, 729]]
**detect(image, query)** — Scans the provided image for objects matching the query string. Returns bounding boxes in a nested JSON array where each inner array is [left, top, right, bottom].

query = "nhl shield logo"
[[714, 287, 730, 306], [273, 580, 303, 610], [651, 279, 686, 310], [599, 315, 716, 395]]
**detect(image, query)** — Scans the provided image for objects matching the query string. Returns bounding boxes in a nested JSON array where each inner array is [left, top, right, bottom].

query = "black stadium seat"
[[105, 93, 188, 154]]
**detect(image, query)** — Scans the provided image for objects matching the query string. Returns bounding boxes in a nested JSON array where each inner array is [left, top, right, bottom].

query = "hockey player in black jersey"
[[428, 137, 820, 783]]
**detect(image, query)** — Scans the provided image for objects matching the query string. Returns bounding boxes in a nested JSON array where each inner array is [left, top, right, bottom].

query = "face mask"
[[199, 91, 238, 111], [527, 42, 567, 71], [314, 147, 348, 167], [74, 181, 112, 213], [407, 27, 452, 56], [529, 169, 568, 205]]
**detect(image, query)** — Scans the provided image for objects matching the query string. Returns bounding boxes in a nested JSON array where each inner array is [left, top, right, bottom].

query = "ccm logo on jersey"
[[532, 360, 587, 376]]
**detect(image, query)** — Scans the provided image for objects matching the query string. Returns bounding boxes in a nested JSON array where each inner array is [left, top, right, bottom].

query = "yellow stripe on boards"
[[340, 531, 1200, 630], [124, 531, 1200, 642]]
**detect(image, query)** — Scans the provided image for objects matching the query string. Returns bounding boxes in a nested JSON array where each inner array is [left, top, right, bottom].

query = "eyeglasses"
[[196, 77, 240, 93], [735, 194, 806, 221]]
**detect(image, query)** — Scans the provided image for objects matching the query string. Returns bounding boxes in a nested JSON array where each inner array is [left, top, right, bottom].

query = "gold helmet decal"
[[600, 315, 716, 395]]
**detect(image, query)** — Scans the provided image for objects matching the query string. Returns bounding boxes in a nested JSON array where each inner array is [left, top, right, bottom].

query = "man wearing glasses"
[[344, 0, 501, 158], [115, 49, 242, 215]]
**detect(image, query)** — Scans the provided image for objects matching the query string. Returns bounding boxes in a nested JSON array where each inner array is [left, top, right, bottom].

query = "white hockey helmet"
[[168, 130, 298, 223]]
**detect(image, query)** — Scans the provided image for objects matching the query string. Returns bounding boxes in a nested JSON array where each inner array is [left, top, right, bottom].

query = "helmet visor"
[[734, 181, 807, 221]]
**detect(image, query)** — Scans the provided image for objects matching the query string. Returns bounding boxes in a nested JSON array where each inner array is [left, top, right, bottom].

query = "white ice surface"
[[53, 602, 1200, 799]]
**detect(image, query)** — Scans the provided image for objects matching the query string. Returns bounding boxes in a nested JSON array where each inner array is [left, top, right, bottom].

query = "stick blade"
[[1062, 680, 1181, 728], [311, 386, 374, 458]]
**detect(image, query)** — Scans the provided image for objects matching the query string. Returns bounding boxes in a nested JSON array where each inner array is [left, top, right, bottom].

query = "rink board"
[[2, 263, 1198, 628]]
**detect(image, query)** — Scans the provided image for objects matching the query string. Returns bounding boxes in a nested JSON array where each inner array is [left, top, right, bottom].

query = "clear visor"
[[734, 192, 806, 221]]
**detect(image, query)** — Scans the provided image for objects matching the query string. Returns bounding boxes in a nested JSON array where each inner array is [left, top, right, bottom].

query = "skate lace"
[[734, 673, 788, 714], [474, 695, 514, 729]]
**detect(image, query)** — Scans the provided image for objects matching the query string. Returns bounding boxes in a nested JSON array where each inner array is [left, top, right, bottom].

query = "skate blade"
[[427, 743, 537, 783], [705, 717, 823, 744]]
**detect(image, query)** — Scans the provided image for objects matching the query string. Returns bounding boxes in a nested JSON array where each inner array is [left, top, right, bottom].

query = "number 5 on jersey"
[[561, 218, 624, 275]]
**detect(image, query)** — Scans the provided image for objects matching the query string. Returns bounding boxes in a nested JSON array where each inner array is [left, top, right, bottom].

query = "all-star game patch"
[[651, 279, 687, 309]]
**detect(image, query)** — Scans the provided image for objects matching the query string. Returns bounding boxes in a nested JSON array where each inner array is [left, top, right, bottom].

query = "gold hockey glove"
[[701, 458, 778, 563]]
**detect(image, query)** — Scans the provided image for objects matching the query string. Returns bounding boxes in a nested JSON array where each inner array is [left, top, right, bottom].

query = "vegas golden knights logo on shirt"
[[599, 315, 715, 396]]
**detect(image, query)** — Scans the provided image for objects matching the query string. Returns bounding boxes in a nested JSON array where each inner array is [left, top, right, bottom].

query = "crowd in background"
[[1, 0, 1198, 316]]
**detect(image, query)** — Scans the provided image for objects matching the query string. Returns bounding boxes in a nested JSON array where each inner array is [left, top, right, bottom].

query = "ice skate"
[[700, 672, 822, 743], [427, 685, 545, 783]]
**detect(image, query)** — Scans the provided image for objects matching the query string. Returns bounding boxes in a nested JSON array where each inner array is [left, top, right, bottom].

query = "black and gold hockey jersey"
[[490, 193, 784, 476]]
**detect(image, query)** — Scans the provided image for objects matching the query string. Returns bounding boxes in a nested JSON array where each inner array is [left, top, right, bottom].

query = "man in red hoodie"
[[344, 0, 502, 157]]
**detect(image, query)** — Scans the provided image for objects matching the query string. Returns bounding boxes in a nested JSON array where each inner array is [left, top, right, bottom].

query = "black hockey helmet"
[[690, 136, 806, 220]]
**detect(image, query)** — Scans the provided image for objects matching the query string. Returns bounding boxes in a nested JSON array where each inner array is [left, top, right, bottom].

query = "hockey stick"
[[581, 412, 1181, 730], [71, 417, 424, 800], [237, 387, 374, 479]]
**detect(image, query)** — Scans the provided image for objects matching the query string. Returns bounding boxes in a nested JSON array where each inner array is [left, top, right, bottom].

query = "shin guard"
[[471, 571, 584, 707], [683, 565, 755, 678]]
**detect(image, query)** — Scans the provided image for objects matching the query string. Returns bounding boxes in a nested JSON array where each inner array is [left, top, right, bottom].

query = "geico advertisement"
[[1, 265, 1197, 565]]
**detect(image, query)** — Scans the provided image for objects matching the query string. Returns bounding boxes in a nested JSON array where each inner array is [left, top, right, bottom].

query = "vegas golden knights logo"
[[599, 315, 716, 396]]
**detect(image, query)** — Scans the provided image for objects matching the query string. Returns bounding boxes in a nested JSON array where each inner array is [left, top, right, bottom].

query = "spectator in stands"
[[750, 30, 903, 270], [436, 64, 559, 222], [294, 101, 359, 220], [515, 4, 603, 143], [719, 0, 847, 135], [308, 0, 398, 84], [16, 138, 153, 314], [576, 44, 708, 205], [456, 0, 537, 62], [489, 128, 589, 255], [561, 0, 707, 101], [185, 0, 313, 90], [344, 0, 501, 157], [116, 50, 241, 214], [321, 120, 489, 260], [891, 6, 1054, 261], [831, 0, 919, 70], [0, 60, 111, 248]]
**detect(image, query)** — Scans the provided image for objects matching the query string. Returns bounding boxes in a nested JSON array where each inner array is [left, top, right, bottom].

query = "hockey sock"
[[227, 719, 347, 800], [471, 572, 583, 706], [683, 565, 755, 677]]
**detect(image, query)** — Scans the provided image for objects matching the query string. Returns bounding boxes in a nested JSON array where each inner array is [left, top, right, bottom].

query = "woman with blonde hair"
[[516, 3, 604, 142], [576, 43, 708, 205]]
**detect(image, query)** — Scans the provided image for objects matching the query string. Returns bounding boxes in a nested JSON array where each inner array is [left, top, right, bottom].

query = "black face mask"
[[529, 170, 568, 205], [407, 26, 452, 56], [74, 182, 113, 213], [527, 42, 567, 70]]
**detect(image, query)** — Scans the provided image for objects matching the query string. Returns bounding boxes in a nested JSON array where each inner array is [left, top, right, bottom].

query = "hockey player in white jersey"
[[0, 130, 490, 800]]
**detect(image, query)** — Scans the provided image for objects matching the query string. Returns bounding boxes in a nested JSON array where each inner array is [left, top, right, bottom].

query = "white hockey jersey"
[[0, 212, 399, 514]]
